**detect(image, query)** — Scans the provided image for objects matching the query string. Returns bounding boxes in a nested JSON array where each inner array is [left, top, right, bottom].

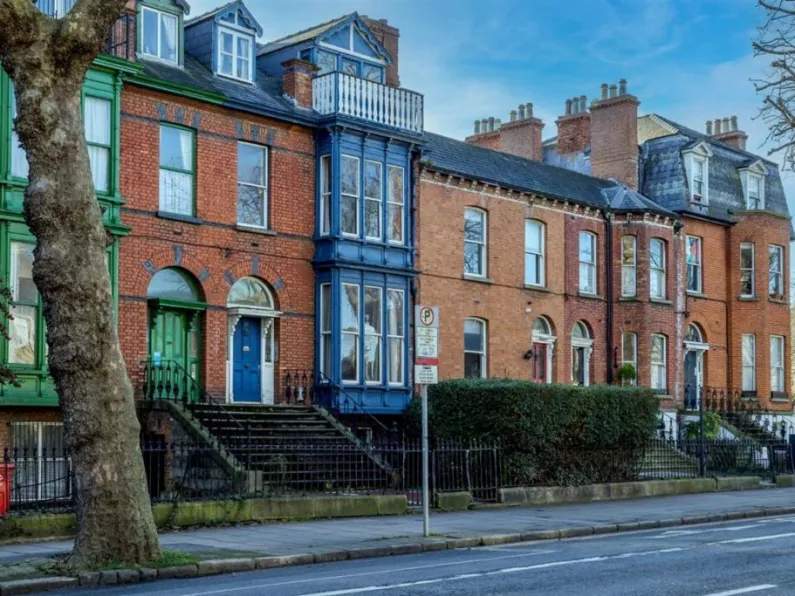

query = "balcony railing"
[[313, 72, 424, 135]]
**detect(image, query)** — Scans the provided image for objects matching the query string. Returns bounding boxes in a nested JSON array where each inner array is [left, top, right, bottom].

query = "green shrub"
[[405, 379, 659, 486], [684, 411, 722, 439]]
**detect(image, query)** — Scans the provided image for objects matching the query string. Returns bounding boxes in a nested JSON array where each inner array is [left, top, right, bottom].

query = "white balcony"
[[313, 72, 424, 135]]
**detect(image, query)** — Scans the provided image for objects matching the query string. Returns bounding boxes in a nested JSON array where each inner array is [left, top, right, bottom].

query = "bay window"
[[364, 161, 382, 240], [686, 236, 702, 293], [650, 239, 666, 299], [320, 155, 331, 235], [387, 289, 404, 385], [159, 125, 195, 216], [621, 236, 636, 297], [740, 243, 755, 297], [319, 284, 331, 379], [10, 87, 28, 179], [8, 243, 38, 366], [341, 155, 359, 236], [387, 165, 404, 244], [769, 245, 784, 297], [364, 286, 382, 383], [341, 283, 359, 383]]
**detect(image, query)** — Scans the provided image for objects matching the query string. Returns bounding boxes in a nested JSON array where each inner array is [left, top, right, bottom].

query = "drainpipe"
[[605, 212, 614, 384], [409, 146, 422, 397]]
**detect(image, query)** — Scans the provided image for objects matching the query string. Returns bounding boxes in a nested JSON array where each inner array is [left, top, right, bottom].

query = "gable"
[[317, 15, 391, 63]]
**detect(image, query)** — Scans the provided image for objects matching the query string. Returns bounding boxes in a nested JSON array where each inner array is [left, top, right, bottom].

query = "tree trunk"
[[13, 69, 159, 568]]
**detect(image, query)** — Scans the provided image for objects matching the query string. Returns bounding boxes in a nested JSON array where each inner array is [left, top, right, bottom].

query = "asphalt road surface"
[[58, 516, 795, 595]]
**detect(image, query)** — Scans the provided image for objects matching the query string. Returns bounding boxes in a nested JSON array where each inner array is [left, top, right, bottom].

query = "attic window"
[[141, 7, 178, 64], [747, 174, 762, 210], [683, 142, 712, 206], [218, 27, 253, 82]]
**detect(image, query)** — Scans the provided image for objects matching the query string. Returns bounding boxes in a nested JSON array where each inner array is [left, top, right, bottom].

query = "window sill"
[[524, 284, 551, 293], [650, 297, 672, 306], [618, 296, 638, 302], [738, 296, 758, 302], [156, 211, 202, 225], [686, 291, 706, 298], [463, 273, 494, 284], [771, 392, 790, 402], [236, 224, 277, 236], [577, 292, 605, 301], [769, 297, 789, 305], [740, 392, 759, 400]]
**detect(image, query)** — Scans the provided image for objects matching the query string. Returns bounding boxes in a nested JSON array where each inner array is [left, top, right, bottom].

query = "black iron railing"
[[102, 13, 135, 61]]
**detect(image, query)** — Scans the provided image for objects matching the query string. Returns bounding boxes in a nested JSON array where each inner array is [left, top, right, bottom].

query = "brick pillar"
[[590, 80, 640, 188], [281, 59, 319, 109]]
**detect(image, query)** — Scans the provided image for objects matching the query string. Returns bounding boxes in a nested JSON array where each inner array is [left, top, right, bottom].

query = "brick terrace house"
[[418, 80, 792, 416]]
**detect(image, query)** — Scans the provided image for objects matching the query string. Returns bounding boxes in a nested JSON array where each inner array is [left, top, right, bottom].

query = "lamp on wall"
[[523, 348, 534, 361]]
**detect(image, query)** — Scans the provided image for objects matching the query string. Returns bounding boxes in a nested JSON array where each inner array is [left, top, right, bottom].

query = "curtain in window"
[[387, 290, 403, 384], [85, 97, 110, 193], [771, 337, 784, 392], [160, 170, 192, 215], [160, 13, 177, 62], [742, 335, 756, 391]]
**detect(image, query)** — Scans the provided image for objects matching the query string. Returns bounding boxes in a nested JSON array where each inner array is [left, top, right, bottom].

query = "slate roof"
[[137, 55, 317, 124], [602, 184, 675, 217], [185, 0, 235, 25], [257, 14, 351, 55]]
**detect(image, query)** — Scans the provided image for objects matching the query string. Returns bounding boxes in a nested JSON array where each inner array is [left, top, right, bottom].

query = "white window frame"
[[159, 125, 195, 216], [524, 219, 545, 287], [570, 322, 592, 387], [364, 160, 383, 241], [217, 27, 253, 82], [651, 334, 667, 393], [684, 142, 712, 204], [84, 96, 111, 194], [621, 235, 636, 298], [464, 208, 487, 278], [363, 286, 382, 385], [686, 235, 702, 294], [693, 158, 705, 198], [387, 165, 405, 244], [236, 142, 268, 229], [578, 232, 597, 294], [464, 318, 487, 379], [747, 174, 762, 210], [739, 160, 769, 211], [769, 245, 784, 298], [740, 242, 755, 298], [341, 283, 360, 384], [742, 334, 756, 394], [140, 6, 179, 65], [320, 155, 331, 236], [771, 335, 785, 394], [319, 283, 331, 380], [340, 154, 360, 238], [387, 289, 405, 386], [649, 238, 666, 299], [621, 332, 638, 386]]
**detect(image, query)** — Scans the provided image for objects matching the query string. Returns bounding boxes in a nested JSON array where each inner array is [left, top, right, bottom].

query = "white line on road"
[[712, 532, 795, 544], [701, 585, 777, 596], [651, 525, 758, 538]]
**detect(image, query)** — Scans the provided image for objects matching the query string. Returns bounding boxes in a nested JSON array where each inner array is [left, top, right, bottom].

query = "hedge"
[[406, 379, 659, 486]]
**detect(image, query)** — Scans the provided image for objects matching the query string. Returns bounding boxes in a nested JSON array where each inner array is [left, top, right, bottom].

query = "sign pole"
[[421, 383, 430, 537]]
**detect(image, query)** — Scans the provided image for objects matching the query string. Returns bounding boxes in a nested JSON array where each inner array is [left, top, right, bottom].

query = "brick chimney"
[[709, 115, 748, 151], [281, 59, 319, 109], [465, 103, 544, 161], [361, 16, 400, 88], [590, 79, 640, 188], [555, 95, 590, 155]]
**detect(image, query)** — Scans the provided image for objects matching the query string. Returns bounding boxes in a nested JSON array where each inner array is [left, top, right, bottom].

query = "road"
[[59, 516, 795, 596]]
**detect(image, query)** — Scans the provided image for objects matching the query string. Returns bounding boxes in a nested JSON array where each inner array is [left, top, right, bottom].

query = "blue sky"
[[190, 0, 789, 206]]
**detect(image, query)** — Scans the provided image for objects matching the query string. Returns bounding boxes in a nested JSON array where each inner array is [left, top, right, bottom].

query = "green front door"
[[148, 307, 200, 402]]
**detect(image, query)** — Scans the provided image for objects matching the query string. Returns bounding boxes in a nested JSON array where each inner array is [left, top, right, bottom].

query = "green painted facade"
[[0, 56, 135, 406]]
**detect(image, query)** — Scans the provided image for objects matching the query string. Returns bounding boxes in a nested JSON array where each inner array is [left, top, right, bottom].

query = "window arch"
[[685, 323, 704, 344], [532, 315, 553, 338], [227, 277, 275, 310], [147, 268, 202, 302], [464, 318, 487, 378], [572, 321, 590, 340]]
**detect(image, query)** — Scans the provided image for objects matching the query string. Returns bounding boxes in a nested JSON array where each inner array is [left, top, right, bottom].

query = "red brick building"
[[419, 80, 792, 414]]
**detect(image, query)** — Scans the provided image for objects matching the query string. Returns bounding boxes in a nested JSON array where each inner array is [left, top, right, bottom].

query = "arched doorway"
[[684, 323, 709, 407], [531, 316, 555, 383], [147, 268, 205, 402], [226, 277, 279, 404], [571, 321, 593, 387]]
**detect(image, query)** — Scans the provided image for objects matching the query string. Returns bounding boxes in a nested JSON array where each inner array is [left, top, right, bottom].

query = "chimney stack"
[[465, 102, 544, 161], [360, 16, 400, 87], [281, 58, 319, 109], [556, 93, 591, 156], [590, 79, 640, 188], [711, 114, 748, 150], [705, 121, 713, 136]]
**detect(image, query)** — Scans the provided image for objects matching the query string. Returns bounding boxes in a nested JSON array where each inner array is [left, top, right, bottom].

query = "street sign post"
[[414, 305, 439, 538]]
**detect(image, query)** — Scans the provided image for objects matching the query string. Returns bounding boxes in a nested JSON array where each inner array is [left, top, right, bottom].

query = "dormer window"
[[693, 158, 705, 198], [739, 160, 768, 211], [218, 28, 252, 81], [141, 6, 178, 64], [683, 141, 713, 205], [748, 175, 761, 209]]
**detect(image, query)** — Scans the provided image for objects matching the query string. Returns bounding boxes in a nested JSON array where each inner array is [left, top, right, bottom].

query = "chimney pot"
[[714, 119, 721, 135], [510, 110, 517, 123], [722, 118, 730, 134], [480, 118, 488, 133], [565, 99, 572, 115], [731, 115, 738, 131], [601, 83, 609, 100], [609, 84, 617, 98], [474, 120, 481, 134], [526, 102, 534, 118], [573, 97, 580, 114], [619, 79, 627, 95], [706, 121, 713, 135], [495, 118, 502, 129], [579, 95, 586, 113], [518, 104, 526, 120], [488, 116, 495, 132]]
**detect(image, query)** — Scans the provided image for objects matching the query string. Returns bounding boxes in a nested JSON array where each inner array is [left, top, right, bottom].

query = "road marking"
[[291, 548, 686, 596], [176, 549, 558, 596], [701, 585, 777, 596], [651, 525, 758, 538], [712, 532, 795, 544]]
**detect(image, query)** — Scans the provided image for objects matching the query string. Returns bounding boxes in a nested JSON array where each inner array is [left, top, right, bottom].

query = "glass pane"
[[341, 335, 357, 381], [147, 268, 198, 301], [88, 145, 109, 193], [686, 237, 700, 265], [341, 195, 357, 235], [388, 337, 403, 383], [341, 156, 359, 196], [228, 277, 272, 309], [364, 161, 382, 199], [84, 97, 111, 145], [464, 210, 483, 242], [237, 56, 250, 80], [364, 288, 381, 384], [237, 36, 250, 58], [651, 336, 664, 363], [526, 254, 539, 285], [341, 284, 359, 332], [686, 325, 701, 343], [160, 127, 193, 170], [362, 64, 382, 82], [342, 59, 358, 76], [41, 425, 64, 453], [621, 236, 635, 265], [365, 199, 380, 239], [364, 288, 382, 334], [10, 89, 29, 179], [771, 338, 783, 367], [464, 242, 482, 275], [526, 221, 541, 252], [238, 144, 265, 185], [388, 166, 404, 205], [221, 54, 233, 74], [740, 271, 753, 296], [160, 12, 178, 62], [143, 8, 158, 55], [650, 270, 662, 298], [464, 319, 483, 352], [650, 240, 663, 269], [742, 336, 755, 366], [464, 353, 482, 379], [532, 317, 549, 335], [622, 334, 636, 363], [221, 32, 233, 53], [387, 290, 403, 336], [572, 322, 586, 339], [741, 246, 753, 269], [622, 267, 635, 296], [579, 233, 594, 262], [687, 265, 699, 292], [9, 304, 36, 365], [237, 184, 265, 226], [770, 247, 781, 273], [11, 243, 36, 303], [159, 170, 193, 215], [321, 334, 332, 376], [388, 204, 403, 243], [317, 50, 336, 74]]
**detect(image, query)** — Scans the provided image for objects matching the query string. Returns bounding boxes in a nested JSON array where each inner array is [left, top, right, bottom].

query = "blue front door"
[[233, 317, 261, 402]]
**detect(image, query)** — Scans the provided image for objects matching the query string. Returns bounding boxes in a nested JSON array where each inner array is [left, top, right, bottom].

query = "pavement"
[[60, 514, 795, 595]]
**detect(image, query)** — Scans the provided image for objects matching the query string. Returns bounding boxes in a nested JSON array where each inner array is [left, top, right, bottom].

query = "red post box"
[[0, 464, 15, 516]]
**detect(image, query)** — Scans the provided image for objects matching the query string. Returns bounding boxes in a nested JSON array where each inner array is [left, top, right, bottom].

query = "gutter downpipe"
[[605, 211, 614, 384]]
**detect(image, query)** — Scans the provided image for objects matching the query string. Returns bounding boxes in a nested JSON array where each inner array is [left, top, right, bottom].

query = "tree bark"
[[0, 0, 160, 569]]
